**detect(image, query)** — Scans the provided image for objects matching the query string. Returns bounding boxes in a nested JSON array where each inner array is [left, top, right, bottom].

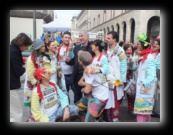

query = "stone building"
[[10, 10, 54, 41], [71, 10, 160, 43]]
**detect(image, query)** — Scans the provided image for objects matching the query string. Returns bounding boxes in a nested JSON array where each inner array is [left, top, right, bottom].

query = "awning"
[[10, 10, 53, 23], [42, 20, 71, 32]]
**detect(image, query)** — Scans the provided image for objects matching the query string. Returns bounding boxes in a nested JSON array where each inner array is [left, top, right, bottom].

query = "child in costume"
[[31, 68, 79, 122]]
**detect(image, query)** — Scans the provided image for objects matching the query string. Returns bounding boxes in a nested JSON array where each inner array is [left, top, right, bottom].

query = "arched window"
[[147, 16, 160, 43], [111, 25, 114, 31], [130, 18, 135, 44], [116, 24, 120, 36], [103, 10, 106, 22], [104, 28, 106, 39], [122, 21, 126, 42], [107, 27, 110, 33]]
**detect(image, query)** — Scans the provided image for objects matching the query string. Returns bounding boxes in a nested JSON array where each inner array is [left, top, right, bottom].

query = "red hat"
[[33, 68, 45, 81]]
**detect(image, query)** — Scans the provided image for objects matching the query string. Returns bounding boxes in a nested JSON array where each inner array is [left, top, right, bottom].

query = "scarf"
[[37, 82, 58, 99], [138, 46, 155, 64]]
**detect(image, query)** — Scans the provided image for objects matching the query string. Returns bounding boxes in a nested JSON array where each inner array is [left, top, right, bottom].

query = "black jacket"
[[66, 42, 95, 83], [10, 43, 25, 89]]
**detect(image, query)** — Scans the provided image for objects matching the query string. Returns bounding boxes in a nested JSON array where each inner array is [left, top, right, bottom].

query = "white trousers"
[[10, 89, 23, 122]]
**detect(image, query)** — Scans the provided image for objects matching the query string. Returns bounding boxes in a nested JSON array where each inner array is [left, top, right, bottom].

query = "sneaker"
[[70, 115, 79, 121], [112, 118, 119, 122], [129, 110, 136, 115], [151, 112, 160, 118]]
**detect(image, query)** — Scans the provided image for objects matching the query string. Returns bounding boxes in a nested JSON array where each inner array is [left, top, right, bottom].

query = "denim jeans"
[[64, 74, 74, 93], [48, 105, 78, 122]]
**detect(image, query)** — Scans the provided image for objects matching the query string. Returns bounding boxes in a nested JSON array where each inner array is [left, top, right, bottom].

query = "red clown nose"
[[104, 39, 108, 43], [127, 51, 132, 55]]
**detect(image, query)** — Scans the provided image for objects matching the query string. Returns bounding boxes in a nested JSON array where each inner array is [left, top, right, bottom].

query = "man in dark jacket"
[[66, 30, 95, 104], [10, 33, 32, 122]]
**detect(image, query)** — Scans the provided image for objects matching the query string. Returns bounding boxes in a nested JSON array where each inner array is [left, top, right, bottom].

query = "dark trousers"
[[103, 87, 123, 121], [64, 74, 74, 93], [73, 73, 83, 104]]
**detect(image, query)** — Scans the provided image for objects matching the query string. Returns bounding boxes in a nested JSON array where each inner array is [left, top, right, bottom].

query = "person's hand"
[[143, 87, 151, 94], [58, 71, 62, 78], [33, 84, 37, 89], [120, 82, 124, 86], [84, 66, 100, 76], [63, 106, 70, 122], [69, 40, 75, 48]]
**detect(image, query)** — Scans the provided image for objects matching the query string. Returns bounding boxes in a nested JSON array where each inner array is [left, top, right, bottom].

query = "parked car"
[[22, 50, 31, 57]]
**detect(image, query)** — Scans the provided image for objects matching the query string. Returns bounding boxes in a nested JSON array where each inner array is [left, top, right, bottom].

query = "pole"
[[33, 10, 36, 40]]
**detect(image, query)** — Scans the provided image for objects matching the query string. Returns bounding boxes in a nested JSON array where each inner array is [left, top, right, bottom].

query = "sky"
[[54, 10, 81, 28]]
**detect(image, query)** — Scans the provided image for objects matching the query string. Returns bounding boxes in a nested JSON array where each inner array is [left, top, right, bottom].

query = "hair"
[[79, 30, 89, 37], [93, 39, 108, 52], [123, 43, 135, 56], [11, 33, 32, 47], [62, 31, 71, 37], [45, 40, 53, 52], [155, 38, 160, 52], [119, 41, 124, 47], [78, 51, 92, 66], [107, 31, 119, 42], [43, 40, 54, 61], [155, 39, 160, 46]]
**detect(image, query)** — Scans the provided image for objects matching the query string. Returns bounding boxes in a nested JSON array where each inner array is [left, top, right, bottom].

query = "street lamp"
[[33, 10, 36, 39]]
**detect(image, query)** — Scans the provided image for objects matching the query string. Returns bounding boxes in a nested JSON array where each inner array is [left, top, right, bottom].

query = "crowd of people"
[[10, 30, 160, 122]]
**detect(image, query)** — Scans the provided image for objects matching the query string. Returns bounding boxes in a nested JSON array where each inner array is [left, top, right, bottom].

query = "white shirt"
[[84, 72, 109, 101]]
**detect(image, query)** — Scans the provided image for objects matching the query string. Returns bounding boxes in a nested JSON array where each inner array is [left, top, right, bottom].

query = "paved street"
[[18, 72, 160, 123]]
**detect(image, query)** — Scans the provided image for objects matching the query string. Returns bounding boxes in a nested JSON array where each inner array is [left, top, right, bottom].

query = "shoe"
[[129, 110, 136, 115], [151, 112, 160, 118], [70, 115, 79, 121], [112, 118, 119, 122]]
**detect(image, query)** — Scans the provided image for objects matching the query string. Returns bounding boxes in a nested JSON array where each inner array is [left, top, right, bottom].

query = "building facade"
[[71, 10, 160, 43], [10, 10, 54, 41]]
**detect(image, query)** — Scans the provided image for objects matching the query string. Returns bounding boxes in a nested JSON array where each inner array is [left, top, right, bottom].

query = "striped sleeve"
[[155, 53, 160, 70], [57, 86, 69, 109], [100, 56, 109, 75], [120, 57, 127, 82], [26, 58, 37, 85], [141, 57, 156, 88], [31, 91, 49, 122]]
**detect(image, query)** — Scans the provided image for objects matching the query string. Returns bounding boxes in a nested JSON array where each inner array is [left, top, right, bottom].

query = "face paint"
[[153, 44, 157, 48], [91, 45, 96, 49], [104, 39, 108, 43], [126, 51, 132, 55]]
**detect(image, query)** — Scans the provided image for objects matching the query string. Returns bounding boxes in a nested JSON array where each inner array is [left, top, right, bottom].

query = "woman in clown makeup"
[[133, 33, 157, 122], [43, 40, 59, 85], [151, 36, 160, 118], [123, 43, 138, 115], [31, 68, 79, 122], [79, 39, 109, 86]]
